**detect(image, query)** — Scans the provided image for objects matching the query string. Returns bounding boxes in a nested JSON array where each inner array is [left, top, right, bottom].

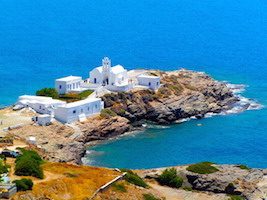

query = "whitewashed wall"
[[54, 99, 104, 123], [137, 76, 160, 90]]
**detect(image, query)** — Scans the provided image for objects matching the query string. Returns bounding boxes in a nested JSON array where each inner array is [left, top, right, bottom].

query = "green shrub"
[[157, 88, 171, 95], [36, 88, 59, 99], [186, 162, 219, 174], [15, 149, 44, 179], [100, 108, 117, 118], [0, 155, 6, 161], [227, 195, 245, 200], [143, 193, 160, 200], [227, 183, 235, 188], [15, 158, 44, 179], [120, 169, 148, 188], [112, 183, 127, 192], [237, 164, 250, 170], [16, 149, 43, 165], [13, 179, 33, 191], [157, 168, 183, 188], [0, 159, 10, 174], [182, 186, 193, 191]]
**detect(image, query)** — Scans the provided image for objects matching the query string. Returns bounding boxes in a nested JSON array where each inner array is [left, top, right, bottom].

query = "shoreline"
[[3, 69, 264, 167]]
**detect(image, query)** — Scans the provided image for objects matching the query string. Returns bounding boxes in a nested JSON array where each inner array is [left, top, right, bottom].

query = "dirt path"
[[148, 183, 229, 200]]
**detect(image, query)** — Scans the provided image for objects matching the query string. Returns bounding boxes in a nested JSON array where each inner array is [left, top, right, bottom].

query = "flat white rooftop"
[[56, 76, 82, 82], [60, 98, 101, 108], [19, 95, 65, 105], [138, 75, 160, 79]]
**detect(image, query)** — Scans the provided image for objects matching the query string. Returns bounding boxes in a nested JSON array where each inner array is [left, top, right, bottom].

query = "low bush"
[[227, 195, 245, 200], [100, 108, 117, 118], [13, 178, 33, 191], [36, 88, 59, 99], [143, 193, 160, 200], [121, 169, 148, 188], [0, 159, 10, 174], [112, 183, 127, 192], [237, 164, 250, 170], [186, 161, 219, 174], [157, 168, 183, 188], [15, 149, 44, 179], [182, 186, 193, 191]]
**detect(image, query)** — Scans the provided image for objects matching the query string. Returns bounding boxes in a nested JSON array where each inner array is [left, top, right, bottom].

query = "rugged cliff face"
[[77, 116, 131, 142], [101, 69, 239, 124]]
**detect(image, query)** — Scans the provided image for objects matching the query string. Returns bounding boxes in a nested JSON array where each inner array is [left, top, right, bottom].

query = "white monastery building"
[[137, 75, 160, 90], [55, 76, 82, 95], [17, 57, 161, 124], [17, 95, 66, 114], [54, 98, 104, 123]]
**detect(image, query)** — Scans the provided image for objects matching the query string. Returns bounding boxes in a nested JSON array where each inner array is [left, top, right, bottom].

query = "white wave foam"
[[221, 83, 264, 115]]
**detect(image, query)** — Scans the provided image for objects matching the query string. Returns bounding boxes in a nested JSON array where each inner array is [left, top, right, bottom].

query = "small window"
[[73, 110, 76, 114], [157, 82, 159, 85], [59, 85, 62, 89], [39, 106, 41, 109], [81, 109, 83, 113], [95, 105, 97, 109], [149, 82, 151, 86], [88, 107, 90, 111], [94, 78, 97, 83]]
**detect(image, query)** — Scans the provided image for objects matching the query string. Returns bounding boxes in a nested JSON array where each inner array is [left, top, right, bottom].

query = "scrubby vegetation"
[[13, 162, 120, 200], [237, 164, 250, 170], [143, 193, 161, 200], [100, 108, 117, 118], [0, 159, 10, 174], [186, 161, 219, 174], [227, 194, 245, 200], [58, 90, 94, 102], [36, 88, 59, 99], [121, 169, 148, 188], [15, 149, 44, 179], [112, 183, 127, 192], [185, 84, 197, 91], [157, 168, 183, 188], [182, 186, 193, 191], [13, 179, 33, 191]]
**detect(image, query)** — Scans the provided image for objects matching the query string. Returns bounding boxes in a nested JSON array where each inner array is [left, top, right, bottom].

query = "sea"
[[0, 0, 267, 169]]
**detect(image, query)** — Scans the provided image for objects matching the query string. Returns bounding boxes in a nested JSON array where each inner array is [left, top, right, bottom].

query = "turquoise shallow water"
[[0, 0, 267, 168]]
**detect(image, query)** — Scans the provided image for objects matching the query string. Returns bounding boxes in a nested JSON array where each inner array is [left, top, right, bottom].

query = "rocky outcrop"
[[141, 164, 267, 200], [101, 69, 239, 124], [7, 116, 131, 164], [76, 116, 131, 142]]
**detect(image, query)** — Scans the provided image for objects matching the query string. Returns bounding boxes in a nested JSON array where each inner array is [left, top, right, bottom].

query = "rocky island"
[[7, 69, 255, 164]]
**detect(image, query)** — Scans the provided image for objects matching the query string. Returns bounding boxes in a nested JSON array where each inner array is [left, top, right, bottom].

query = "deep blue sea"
[[1, 0, 267, 169]]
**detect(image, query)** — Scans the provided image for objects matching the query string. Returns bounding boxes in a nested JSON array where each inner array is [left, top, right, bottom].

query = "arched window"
[[94, 78, 97, 83], [73, 110, 76, 114]]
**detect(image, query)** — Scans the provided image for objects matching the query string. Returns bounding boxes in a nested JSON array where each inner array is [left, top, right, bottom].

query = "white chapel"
[[89, 57, 128, 86]]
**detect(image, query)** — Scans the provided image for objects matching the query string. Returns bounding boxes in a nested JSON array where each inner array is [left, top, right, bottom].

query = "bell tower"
[[102, 57, 111, 73], [102, 57, 111, 85]]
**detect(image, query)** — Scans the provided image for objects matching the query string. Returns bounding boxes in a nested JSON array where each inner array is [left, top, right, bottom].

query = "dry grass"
[[12, 162, 121, 200]]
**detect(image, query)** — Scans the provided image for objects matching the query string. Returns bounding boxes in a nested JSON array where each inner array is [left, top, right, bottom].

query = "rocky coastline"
[[7, 69, 260, 164], [140, 164, 267, 200]]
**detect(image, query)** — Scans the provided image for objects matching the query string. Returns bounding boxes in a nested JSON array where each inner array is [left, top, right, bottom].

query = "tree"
[[36, 88, 59, 99]]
